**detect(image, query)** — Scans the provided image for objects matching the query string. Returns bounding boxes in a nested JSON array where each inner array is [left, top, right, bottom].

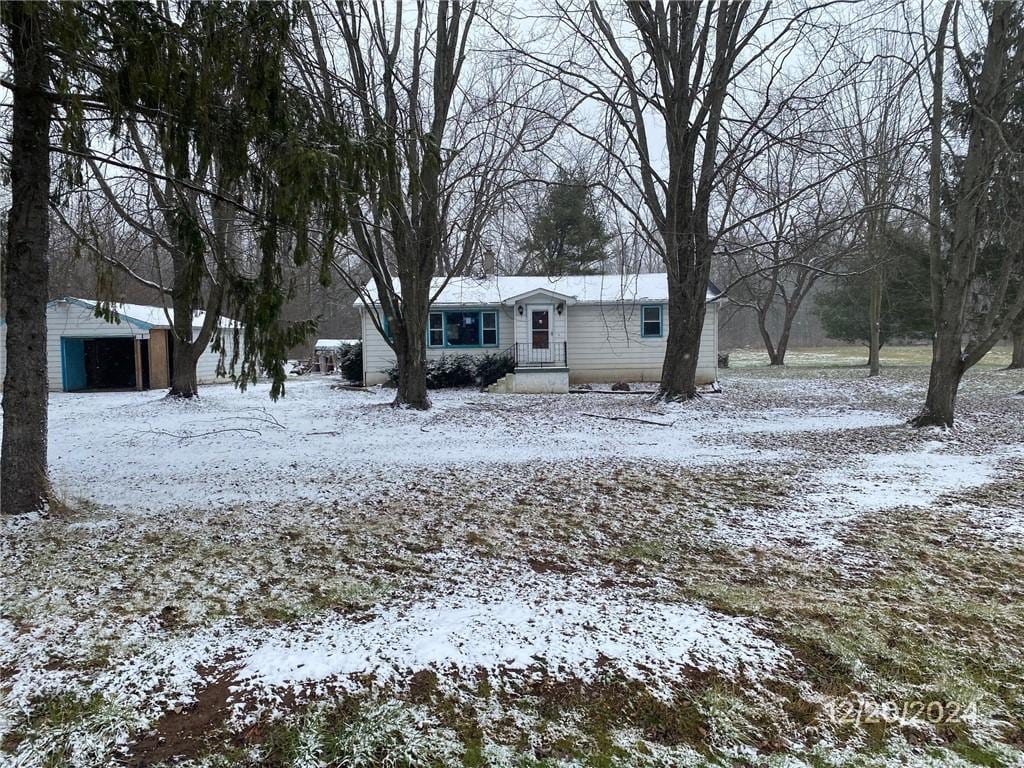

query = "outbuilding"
[[313, 338, 358, 374], [0, 297, 237, 392]]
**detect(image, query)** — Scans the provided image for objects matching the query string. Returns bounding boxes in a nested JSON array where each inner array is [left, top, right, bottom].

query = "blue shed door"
[[60, 337, 87, 391]]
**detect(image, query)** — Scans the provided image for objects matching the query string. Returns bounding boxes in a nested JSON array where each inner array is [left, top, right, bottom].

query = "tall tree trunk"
[[167, 269, 201, 398], [1009, 325, 1024, 370], [913, 2, 957, 428], [392, 326, 430, 409], [164, 242, 226, 397], [391, 276, 431, 410], [657, 218, 712, 400], [912, 327, 964, 427], [168, 337, 200, 398], [1, 3, 53, 515], [867, 268, 882, 376], [774, 307, 799, 367], [659, 268, 707, 400], [912, 2, 1020, 426], [757, 309, 782, 366]]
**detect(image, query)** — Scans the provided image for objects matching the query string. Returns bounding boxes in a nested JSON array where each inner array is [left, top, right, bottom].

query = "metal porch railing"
[[510, 341, 567, 369]]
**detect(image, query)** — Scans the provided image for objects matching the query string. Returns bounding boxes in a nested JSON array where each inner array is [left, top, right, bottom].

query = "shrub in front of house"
[[383, 352, 513, 390], [426, 355, 477, 388], [338, 342, 363, 383]]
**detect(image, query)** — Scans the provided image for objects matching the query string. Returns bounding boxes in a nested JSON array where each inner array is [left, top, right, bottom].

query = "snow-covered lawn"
[[46, 376, 901, 514], [3, 358, 1023, 767]]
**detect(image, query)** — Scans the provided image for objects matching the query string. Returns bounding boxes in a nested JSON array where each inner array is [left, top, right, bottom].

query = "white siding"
[[361, 301, 720, 386], [362, 306, 516, 385], [564, 302, 718, 385], [195, 333, 238, 384], [0, 300, 235, 391]]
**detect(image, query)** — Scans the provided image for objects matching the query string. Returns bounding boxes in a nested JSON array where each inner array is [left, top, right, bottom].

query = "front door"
[[528, 305, 554, 364], [60, 337, 87, 391]]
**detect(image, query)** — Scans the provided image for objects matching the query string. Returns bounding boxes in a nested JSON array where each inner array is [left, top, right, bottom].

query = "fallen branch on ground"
[[140, 427, 264, 443], [570, 389, 652, 395], [580, 413, 674, 427]]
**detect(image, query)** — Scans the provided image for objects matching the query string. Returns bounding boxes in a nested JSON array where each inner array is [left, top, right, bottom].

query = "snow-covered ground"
[[48, 378, 901, 514], [47, 373, 1019, 549], [3, 358, 1024, 767]]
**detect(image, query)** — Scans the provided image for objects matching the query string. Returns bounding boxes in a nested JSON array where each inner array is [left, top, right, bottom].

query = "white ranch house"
[[0, 297, 237, 392], [359, 274, 721, 393]]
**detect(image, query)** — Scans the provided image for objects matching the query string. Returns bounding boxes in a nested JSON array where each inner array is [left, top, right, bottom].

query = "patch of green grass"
[[728, 344, 1013, 370], [2, 692, 140, 768], [667, 507, 1024, 761], [22, 692, 108, 734], [946, 739, 1020, 767], [530, 677, 711, 752], [615, 539, 667, 563], [256, 696, 459, 767]]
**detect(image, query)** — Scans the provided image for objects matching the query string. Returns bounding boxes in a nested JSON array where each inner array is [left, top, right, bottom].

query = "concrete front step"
[[486, 368, 569, 394], [486, 373, 516, 394]]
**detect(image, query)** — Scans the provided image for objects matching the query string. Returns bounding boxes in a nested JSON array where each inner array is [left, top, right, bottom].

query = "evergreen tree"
[[521, 169, 611, 275], [1, 1, 356, 513], [815, 229, 933, 352], [1, 2, 95, 514], [78, 2, 356, 398]]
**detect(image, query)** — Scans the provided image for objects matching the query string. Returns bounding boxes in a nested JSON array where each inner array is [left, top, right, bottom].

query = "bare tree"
[[724, 150, 856, 366], [63, 140, 238, 398], [295, 0, 553, 409], [1011, 320, 1024, 369], [912, 1, 1024, 427], [828, 34, 926, 376], [539, 1, 844, 400]]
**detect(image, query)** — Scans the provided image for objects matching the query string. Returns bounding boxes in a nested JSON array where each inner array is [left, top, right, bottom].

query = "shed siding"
[[194, 336, 237, 384], [361, 301, 719, 386], [0, 300, 236, 391], [362, 306, 516, 385], [148, 329, 170, 389], [44, 301, 142, 390]]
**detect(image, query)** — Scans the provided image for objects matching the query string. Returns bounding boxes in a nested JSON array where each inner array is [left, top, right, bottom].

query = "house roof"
[[60, 297, 238, 330], [314, 338, 358, 351], [361, 274, 723, 308]]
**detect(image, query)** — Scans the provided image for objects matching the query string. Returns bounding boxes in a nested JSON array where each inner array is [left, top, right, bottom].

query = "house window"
[[427, 310, 499, 348], [482, 311, 498, 346], [428, 312, 444, 347], [641, 305, 663, 337], [445, 311, 480, 346]]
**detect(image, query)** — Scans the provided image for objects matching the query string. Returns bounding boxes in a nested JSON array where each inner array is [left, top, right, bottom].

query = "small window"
[[641, 305, 662, 337], [428, 312, 444, 347], [445, 311, 481, 346], [482, 311, 498, 346], [531, 308, 550, 349], [381, 313, 393, 341]]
